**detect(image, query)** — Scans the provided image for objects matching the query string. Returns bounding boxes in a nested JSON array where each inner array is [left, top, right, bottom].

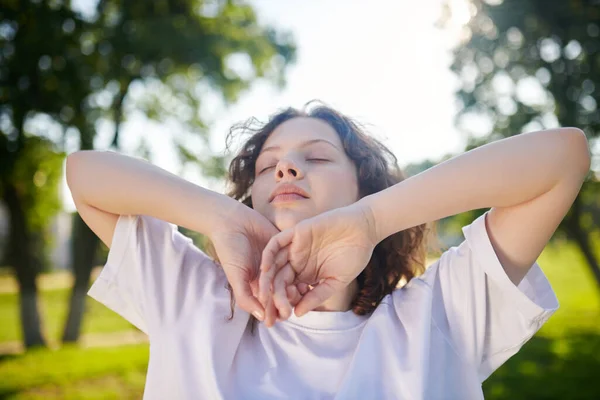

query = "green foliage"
[[2, 0, 296, 157], [1, 0, 296, 345], [8, 137, 64, 233], [1, 0, 297, 269], [440, 0, 600, 137], [439, 0, 600, 257], [0, 2, 92, 130], [87, 0, 297, 147], [0, 136, 65, 272]]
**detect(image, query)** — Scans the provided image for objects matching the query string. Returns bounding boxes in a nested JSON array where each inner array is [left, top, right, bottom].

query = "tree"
[[62, 0, 296, 344], [439, 0, 600, 286], [0, 1, 94, 348], [1, 0, 296, 348]]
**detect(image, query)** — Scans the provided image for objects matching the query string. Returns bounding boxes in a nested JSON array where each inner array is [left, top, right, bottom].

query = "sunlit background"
[[1, 0, 599, 399], [61, 0, 474, 206]]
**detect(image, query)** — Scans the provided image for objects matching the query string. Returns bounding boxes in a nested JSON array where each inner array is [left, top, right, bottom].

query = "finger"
[[297, 282, 309, 295], [260, 229, 295, 273], [274, 246, 290, 268], [286, 284, 302, 307], [272, 264, 296, 320], [250, 279, 259, 299], [229, 277, 265, 322], [294, 279, 344, 317], [258, 246, 289, 306], [265, 296, 279, 328]]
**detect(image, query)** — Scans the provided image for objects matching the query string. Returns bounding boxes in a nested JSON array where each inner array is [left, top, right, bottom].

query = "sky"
[[63, 0, 472, 210]]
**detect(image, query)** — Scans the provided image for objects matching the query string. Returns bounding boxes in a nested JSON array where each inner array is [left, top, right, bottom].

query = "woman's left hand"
[[258, 202, 379, 326]]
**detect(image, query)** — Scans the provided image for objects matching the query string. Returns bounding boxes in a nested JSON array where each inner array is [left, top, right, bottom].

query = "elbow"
[[66, 151, 94, 201], [65, 151, 82, 189], [562, 128, 591, 176]]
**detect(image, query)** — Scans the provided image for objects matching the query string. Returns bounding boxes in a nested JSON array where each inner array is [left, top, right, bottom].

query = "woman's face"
[[252, 117, 360, 231]]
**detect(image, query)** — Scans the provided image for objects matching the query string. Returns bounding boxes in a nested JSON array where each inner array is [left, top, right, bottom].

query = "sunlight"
[[448, 0, 473, 27]]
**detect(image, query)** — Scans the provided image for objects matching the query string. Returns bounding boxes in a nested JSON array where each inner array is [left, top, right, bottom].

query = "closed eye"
[[259, 165, 276, 174], [307, 158, 330, 163]]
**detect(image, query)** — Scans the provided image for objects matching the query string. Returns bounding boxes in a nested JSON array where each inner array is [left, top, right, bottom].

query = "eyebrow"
[[260, 138, 341, 155]]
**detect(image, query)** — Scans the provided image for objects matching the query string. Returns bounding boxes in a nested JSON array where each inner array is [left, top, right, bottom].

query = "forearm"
[[66, 150, 239, 235], [361, 128, 590, 242]]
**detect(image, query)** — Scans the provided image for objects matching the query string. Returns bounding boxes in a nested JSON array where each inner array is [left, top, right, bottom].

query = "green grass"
[[482, 238, 600, 399], [0, 344, 148, 399], [0, 288, 136, 344], [482, 333, 600, 399], [534, 239, 600, 337]]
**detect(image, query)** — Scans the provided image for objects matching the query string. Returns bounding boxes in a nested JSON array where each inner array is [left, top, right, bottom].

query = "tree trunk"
[[565, 198, 600, 291], [568, 223, 600, 290], [62, 212, 99, 343], [3, 182, 47, 349]]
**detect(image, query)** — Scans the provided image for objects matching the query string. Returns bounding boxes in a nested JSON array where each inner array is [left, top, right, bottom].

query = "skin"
[[66, 119, 591, 328], [252, 117, 364, 313], [66, 150, 281, 320], [65, 117, 367, 323], [258, 127, 590, 327]]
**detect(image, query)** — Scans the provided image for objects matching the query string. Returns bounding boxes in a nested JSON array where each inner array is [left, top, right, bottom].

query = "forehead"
[[263, 117, 342, 149]]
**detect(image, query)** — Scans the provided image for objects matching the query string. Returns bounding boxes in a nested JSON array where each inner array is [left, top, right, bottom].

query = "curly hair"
[[211, 101, 434, 326]]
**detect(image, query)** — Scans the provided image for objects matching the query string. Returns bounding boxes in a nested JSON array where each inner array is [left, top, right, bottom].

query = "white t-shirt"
[[88, 212, 558, 400]]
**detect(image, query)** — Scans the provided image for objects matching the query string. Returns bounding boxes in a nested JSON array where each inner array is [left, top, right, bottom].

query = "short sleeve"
[[422, 211, 559, 381], [87, 215, 226, 336]]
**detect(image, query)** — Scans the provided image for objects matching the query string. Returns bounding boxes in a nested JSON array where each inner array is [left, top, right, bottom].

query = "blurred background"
[[0, 0, 599, 398]]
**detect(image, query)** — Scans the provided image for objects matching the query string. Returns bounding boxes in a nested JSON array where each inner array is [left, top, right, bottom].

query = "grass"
[[482, 238, 600, 399], [0, 288, 136, 345], [0, 268, 135, 344], [0, 344, 148, 399], [482, 333, 600, 399], [0, 238, 599, 399], [534, 239, 600, 337]]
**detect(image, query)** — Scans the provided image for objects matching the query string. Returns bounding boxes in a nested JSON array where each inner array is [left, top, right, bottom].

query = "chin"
[[271, 209, 316, 231]]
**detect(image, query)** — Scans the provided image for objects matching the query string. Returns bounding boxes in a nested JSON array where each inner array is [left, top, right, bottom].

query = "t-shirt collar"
[[282, 307, 369, 331]]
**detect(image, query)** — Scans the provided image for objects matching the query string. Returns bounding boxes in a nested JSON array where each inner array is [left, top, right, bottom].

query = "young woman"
[[67, 103, 589, 399]]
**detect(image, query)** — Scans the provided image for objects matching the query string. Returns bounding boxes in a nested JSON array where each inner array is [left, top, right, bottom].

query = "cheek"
[[317, 170, 359, 204], [250, 180, 270, 208]]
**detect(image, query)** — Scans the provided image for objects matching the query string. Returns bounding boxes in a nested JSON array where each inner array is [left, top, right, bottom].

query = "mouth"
[[269, 184, 310, 203], [272, 193, 307, 203]]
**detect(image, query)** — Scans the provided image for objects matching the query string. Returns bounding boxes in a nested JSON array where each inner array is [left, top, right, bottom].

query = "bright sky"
[[64, 0, 470, 210], [208, 0, 466, 159]]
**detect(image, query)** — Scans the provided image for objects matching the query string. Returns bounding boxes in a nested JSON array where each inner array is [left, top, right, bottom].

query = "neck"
[[312, 280, 358, 312]]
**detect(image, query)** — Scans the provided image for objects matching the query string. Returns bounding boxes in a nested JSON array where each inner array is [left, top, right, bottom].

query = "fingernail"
[[252, 310, 264, 321]]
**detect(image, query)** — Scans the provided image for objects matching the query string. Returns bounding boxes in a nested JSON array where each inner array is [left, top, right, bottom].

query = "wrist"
[[353, 198, 381, 246], [208, 194, 245, 234]]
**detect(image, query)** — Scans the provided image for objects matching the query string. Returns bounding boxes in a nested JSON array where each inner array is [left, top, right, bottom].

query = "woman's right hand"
[[208, 204, 284, 321]]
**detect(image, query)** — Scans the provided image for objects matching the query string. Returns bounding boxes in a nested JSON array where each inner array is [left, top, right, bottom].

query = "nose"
[[275, 158, 304, 181]]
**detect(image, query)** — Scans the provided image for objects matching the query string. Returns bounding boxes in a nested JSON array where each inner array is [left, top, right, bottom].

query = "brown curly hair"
[[213, 101, 433, 325]]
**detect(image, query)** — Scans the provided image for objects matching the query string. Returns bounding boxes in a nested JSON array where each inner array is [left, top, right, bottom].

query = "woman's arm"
[[361, 128, 591, 285], [66, 150, 241, 248]]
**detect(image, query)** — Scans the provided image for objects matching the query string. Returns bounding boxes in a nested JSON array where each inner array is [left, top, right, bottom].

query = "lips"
[[269, 183, 310, 203], [272, 193, 306, 203]]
